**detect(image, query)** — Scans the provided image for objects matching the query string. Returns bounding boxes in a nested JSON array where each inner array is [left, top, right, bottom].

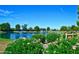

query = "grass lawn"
[[0, 38, 12, 54]]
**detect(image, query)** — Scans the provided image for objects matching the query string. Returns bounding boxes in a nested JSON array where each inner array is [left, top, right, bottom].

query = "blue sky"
[[0, 5, 77, 29]]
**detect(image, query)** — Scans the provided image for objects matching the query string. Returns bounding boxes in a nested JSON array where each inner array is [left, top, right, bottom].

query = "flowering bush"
[[46, 33, 60, 42], [4, 33, 79, 54], [4, 39, 44, 54], [32, 34, 46, 43], [46, 38, 79, 54]]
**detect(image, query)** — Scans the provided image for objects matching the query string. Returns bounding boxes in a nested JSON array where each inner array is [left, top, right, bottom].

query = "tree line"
[[0, 20, 79, 32], [0, 23, 51, 31]]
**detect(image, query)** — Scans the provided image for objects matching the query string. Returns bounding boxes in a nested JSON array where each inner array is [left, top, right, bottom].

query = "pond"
[[0, 31, 47, 40]]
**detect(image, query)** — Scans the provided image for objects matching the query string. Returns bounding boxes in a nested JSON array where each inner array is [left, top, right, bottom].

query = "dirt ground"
[[0, 40, 11, 54]]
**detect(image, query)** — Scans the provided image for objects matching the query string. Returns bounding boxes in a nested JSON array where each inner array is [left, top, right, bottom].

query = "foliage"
[[47, 27, 50, 31], [68, 37, 78, 45], [46, 40, 69, 54], [0, 23, 10, 31], [4, 39, 44, 54], [32, 34, 46, 43], [46, 33, 60, 42], [4, 33, 79, 54], [40, 28, 46, 31], [77, 20, 79, 26], [34, 26, 40, 32], [46, 43, 59, 54], [60, 26, 68, 31], [22, 24, 27, 31], [10, 28, 16, 31], [15, 24, 21, 31], [67, 26, 71, 31], [46, 38, 79, 54], [71, 25, 78, 31], [28, 27, 33, 31]]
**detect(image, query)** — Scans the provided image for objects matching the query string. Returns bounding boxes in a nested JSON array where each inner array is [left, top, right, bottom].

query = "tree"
[[47, 27, 50, 31], [71, 25, 78, 31], [67, 26, 71, 31], [15, 24, 21, 31], [0, 23, 10, 31], [53, 29, 57, 31], [77, 21, 79, 27], [10, 28, 16, 31], [22, 24, 27, 31], [34, 26, 40, 32], [60, 26, 68, 31], [28, 27, 33, 31], [77, 6, 79, 19], [40, 28, 46, 32], [76, 21, 79, 31], [0, 24, 1, 31]]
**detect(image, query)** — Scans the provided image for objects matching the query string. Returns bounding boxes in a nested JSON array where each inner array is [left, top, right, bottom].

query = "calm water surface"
[[0, 31, 47, 40]]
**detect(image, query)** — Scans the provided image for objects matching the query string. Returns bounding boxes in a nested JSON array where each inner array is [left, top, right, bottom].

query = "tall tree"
[[28, 27, 33, 31], [71, 25, 78, 31], [47, 27, 50, 31], [34, 26, 40, 32], [67, 26, 71, 31], [77, 21, 79, 27], [22, 24, 27, 31], [15, 24, 21, 31], [0, 23, 10, 31], [0, 24, 1, 31], [40, 28, 46, 32], [60, 26, 68, 31], [77, 6, 79, 19]]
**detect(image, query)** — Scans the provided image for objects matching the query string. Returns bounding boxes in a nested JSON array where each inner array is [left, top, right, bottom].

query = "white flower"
[[72, 45, 77, 50], [27, 43, 30, 45], [76, 43, 79, 45], [22, 37, 26, 40]]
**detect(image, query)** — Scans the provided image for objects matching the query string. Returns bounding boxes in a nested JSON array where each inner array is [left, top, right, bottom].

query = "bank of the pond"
[[0, 38, 13, 54]]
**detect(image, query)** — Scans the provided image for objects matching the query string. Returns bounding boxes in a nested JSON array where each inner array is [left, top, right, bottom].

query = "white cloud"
[[0, 9, 14, 17]]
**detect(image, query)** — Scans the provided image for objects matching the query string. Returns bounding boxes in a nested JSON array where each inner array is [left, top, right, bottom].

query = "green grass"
[[0, 38, 12, 41]]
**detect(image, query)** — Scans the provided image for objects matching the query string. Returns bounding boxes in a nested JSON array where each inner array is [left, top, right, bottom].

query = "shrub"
[[74, 46, 79, 54], [57, 40, 73, 54], [46, 38, 79, 54], [32, 34, 46, 43], [69, 37, 78, 45], [46, 44, 59, 54], [46, 33, 60, 42], [4, 39, 44, 54], [46, 40, 73, 54]]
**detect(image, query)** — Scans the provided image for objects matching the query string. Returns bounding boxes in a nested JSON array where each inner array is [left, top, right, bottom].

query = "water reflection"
[[0, 31, 47, 40], [10, 32, 33, 40], [0, 32, 10, 39]]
